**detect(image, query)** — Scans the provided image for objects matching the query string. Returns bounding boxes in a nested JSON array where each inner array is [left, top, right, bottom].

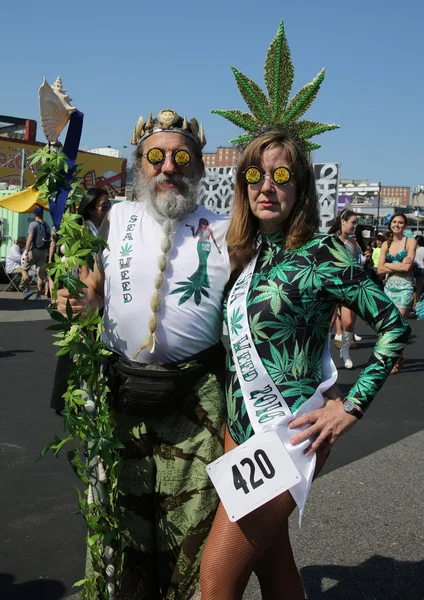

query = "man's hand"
[[56, 288, 89, 317], [289, 399, 359, 457]]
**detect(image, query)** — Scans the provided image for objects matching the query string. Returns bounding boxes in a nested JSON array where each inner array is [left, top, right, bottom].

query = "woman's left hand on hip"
[[288, 399, 358, 457]]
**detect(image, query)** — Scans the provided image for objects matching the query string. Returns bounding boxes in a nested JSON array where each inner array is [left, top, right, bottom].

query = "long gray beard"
[[133, 170, 199, 223]]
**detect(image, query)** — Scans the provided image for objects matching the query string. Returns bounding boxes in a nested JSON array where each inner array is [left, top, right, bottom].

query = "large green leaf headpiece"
[[212, 20, 339, 152]]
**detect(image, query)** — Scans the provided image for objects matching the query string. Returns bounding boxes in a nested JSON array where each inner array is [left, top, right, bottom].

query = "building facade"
[[337, 179, 422, 232], [203, 146, 240, 168], [338, 180, 411, 209], [380, 185, 410, 207], [338, 180, 380, 211]]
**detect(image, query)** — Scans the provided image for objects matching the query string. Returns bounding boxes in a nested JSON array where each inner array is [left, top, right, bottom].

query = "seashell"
[[97, 457, 107, 483], [104, 546, 114, 560], [51, 76, 72, 103], [182, 115, 189, 131], [107, 582, 115, 595], [87, 484, 94, 505], [84, 399, 96, 413], [61, 256, 68, 263], [106, 564, 115, 577], [38, 77, 77, 144], [60, 244, 68, 254]]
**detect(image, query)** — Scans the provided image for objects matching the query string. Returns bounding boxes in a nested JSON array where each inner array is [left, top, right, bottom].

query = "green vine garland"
[[35, 145, 124, 599]]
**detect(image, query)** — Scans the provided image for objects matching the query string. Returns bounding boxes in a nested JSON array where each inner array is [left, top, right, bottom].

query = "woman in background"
[[328, 211, 360, 368], [378, 213, 416, 374], [355, 225, 383, 290], [77, 187, 111, 236], [372, 234, 385, 270]]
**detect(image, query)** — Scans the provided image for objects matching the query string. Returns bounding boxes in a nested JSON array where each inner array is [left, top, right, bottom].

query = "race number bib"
[[207, 429, 301, 522]]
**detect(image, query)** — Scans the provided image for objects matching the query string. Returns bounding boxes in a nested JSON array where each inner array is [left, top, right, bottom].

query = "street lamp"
[[376, 181, 382, 236]]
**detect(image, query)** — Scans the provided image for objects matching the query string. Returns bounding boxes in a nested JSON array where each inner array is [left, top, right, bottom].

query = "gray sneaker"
[[23, 291, 34, 301]]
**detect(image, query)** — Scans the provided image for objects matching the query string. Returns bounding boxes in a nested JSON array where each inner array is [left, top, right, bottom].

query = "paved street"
[[0, 291, 423, 600]]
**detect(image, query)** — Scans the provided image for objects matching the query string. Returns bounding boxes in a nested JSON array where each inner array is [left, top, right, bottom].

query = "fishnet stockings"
[[200, 428, 306, 600]]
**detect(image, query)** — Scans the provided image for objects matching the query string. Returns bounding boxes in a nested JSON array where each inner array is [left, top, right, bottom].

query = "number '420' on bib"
[[207, 429, 301, 522]]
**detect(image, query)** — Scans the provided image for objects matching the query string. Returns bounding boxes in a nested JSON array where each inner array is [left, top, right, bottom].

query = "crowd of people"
[[3, 190, 111, 302], [327, 210, 422, 374]]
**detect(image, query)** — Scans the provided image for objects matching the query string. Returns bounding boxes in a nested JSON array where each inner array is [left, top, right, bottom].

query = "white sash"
[[227, 251, 338, 520]]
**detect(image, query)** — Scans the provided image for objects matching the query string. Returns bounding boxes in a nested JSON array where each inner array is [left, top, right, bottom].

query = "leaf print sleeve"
[[316, 235, 411, 411]]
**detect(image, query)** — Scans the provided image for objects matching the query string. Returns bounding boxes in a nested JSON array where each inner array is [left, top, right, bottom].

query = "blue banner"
[[49, 110, 84, 229]]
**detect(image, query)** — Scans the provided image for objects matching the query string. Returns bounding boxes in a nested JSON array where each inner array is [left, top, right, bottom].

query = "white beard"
[[133, 170, 199, 223]]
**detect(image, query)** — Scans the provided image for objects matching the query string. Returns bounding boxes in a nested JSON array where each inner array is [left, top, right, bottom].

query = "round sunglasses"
[[243, 166, 294, 186], [144, 147, 191, 167]]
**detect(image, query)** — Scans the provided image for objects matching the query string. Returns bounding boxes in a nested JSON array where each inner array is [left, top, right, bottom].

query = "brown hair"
[[387, 212, 407, 251], [327, 209, 357, 235], [226, 130, 319, 264]]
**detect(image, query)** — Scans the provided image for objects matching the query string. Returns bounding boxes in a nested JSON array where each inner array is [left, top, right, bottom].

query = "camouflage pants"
[[116, 371, 226, 600]]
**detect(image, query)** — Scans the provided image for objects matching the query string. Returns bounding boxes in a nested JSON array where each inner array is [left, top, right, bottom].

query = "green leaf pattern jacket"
[[225, 233, 411, 445]]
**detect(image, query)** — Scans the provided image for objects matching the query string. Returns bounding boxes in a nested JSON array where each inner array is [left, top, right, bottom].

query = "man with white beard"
[[57, 109, 231, 599]]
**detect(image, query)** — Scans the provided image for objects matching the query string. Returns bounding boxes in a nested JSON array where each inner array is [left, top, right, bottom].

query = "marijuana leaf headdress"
[[212, 20, 339, 151]]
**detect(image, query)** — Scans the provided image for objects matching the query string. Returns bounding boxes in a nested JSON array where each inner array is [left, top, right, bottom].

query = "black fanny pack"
[[108, 343, 225, 418]]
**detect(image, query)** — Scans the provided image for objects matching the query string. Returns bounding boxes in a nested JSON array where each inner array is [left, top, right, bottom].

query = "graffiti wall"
[[200, 167, 236, 215], [313, 163, 340, 231]]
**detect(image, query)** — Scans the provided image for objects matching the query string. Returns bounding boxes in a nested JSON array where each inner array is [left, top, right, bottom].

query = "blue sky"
[[3, 0, 424, 189]]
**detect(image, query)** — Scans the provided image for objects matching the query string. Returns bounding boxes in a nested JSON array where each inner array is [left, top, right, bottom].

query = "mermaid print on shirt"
[[170, 218, 222, 306]]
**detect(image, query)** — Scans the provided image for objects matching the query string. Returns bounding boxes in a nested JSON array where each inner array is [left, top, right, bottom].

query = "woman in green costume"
[[200, 129, 411, 600], [200, 20, 411, 600]]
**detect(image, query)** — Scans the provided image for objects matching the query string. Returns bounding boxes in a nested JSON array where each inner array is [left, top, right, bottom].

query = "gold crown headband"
[[131, 108, 206, 149]]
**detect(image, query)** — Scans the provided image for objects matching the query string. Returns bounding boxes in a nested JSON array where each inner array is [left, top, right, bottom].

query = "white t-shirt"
[[6, 244, 23, 274], [102, 201, 230, 363]]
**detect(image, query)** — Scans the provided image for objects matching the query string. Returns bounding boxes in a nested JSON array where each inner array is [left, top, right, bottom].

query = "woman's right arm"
[[185, 224, 196, 237]]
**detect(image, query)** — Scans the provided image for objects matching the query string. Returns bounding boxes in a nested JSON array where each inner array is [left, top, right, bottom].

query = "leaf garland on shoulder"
[[212, 20, 339, 150], [36, 149, 123, 600]]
